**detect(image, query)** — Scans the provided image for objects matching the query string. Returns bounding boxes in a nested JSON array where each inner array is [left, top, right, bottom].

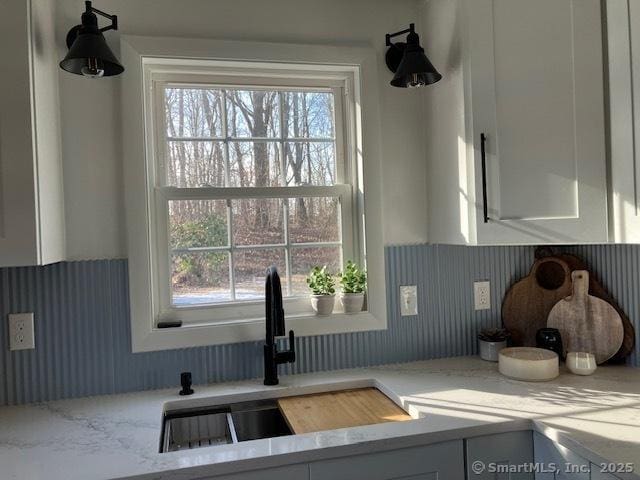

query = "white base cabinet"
[[202, 464, 309, 480], [309, 440, 465, 480], [533, 432, 593, 480], [466, 431, 534, 479], [192, 431, 625, 480]]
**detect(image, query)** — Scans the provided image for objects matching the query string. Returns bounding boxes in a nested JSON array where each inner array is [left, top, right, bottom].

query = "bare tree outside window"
[[163, 86, 343, 306]]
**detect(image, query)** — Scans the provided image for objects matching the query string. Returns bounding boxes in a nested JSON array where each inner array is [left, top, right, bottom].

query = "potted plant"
[[478, 328, 509, 362], [306, 266, 336, 315], [338, 260, 367, 314]]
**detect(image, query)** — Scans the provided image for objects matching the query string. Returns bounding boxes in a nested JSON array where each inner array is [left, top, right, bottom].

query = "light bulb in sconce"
[[80, 57, 105, 78]]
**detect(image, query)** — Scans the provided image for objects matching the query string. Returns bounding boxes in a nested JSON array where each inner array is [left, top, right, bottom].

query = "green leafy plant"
[[478, 328, 509, 342], [338, 260, 367, 294], [306, 266, 336, 295]]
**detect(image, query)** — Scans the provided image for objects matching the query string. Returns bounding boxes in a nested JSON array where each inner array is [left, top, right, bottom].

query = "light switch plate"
[[474, 281, 491, 310], [400, 285, 418, 316], [8, 313, 35, 351]]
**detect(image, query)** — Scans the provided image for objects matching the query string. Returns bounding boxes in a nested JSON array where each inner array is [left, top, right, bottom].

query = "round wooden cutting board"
[[502, 257, 573, 347], [547, 270, 624, 364]]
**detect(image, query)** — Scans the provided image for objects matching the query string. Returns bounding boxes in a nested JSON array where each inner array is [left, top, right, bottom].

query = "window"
[[143, 60, 363, 328], [158, 86, 352, 310], [123, 37, 386, 351]]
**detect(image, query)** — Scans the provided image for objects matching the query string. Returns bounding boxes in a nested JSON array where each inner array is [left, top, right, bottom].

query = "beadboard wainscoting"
[[0, 245, 638, 405]]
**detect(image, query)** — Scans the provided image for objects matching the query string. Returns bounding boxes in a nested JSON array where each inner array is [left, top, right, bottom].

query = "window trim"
[[149, 67, 357, 325], [121, 35, 387, 352]]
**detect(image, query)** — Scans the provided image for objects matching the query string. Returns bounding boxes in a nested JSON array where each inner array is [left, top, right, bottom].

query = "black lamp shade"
[[390, 43, 442, 88], [60, 31, 124, 77]]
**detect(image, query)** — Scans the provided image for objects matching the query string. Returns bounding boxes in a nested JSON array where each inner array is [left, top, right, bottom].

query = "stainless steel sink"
[[160, 400, 292, 453], [230, 401, 292, 442]]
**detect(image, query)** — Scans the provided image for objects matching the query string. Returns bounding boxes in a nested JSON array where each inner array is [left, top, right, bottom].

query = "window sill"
[[132, 311, 386, 352]]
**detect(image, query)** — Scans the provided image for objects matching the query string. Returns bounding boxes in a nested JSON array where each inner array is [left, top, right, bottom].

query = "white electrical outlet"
[[474, 281, 491, 311], [8, 313, 35, 351], [400, 285, 418, 316]]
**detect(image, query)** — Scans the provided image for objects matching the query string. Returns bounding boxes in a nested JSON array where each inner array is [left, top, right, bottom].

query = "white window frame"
[[122, 36, 387, 352]]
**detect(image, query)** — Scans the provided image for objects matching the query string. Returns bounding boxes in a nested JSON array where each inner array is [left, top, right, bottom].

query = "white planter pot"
[[310, 294, 335, 316], [479, 339, 507, 362], [340, 293, 365, 314]]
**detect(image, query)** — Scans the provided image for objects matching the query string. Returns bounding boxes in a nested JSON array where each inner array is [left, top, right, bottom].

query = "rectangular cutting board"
[[277, 387, 412, 434]]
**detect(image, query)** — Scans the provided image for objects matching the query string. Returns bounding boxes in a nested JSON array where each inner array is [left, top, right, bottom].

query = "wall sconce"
[[385, 23, 441, 88], [59, 1, 124, 78]]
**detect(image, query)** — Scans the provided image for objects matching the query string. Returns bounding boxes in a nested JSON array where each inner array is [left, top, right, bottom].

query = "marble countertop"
[[1, 356, 640, 480]]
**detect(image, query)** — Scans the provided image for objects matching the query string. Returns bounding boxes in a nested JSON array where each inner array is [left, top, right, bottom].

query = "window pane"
[[229, 141, 281, 187], [226, 90, 280, 138], [169, 200, 228, 249], [288, 197, 340, 243], [165, 88, 223, 138], [290, 246, 342, 295], [233, 249, 286, 300], [166, 141, 226, 187], [284, 92, 334, 138], [233, 199, 284, 245], [285, 142, 335, 186], [172, 252, 231, 306]]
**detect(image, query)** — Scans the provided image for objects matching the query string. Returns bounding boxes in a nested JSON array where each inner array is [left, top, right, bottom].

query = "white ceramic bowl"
[[498, 347, 559, 382], [566, 352, 597, 376]]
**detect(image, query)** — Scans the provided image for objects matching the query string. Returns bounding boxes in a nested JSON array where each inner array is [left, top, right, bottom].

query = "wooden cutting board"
[[555, 253, 635, 363], [547, 270, 624, 364], [502, 257, 573, 347], [277, 388, 412, 434], [502, 252, 635, 362]]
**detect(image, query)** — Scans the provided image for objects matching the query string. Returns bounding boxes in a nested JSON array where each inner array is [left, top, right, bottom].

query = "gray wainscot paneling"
[[0, 245, 637, 405]]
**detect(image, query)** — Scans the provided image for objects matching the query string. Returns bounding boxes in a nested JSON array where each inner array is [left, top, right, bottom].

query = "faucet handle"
[[288, 330, 295, 354], [286, 330, 296, 363], [275, 330, 296, 365]]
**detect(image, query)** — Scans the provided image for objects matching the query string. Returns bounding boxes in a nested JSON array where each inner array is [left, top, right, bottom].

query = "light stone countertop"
[[1, 356, 639, 480]]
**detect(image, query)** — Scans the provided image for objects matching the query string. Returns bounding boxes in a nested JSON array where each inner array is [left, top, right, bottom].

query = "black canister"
[[536, 327, 563, 359]]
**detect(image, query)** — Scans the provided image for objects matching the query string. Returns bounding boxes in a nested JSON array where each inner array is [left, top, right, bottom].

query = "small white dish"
[[566, 352, 597, 376], [498, 347, 559, 382]]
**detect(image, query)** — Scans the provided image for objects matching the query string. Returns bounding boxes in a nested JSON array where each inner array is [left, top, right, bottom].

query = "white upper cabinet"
[[606, 0, 640, 243], [0, 0, 65, 266], [425, 0, 608, 245]]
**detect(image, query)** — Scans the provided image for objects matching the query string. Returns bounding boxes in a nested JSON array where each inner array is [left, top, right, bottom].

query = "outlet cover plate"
[[9, 313, 35, 351], [400, 285, 418, 316], [474, 281, 491, 311]]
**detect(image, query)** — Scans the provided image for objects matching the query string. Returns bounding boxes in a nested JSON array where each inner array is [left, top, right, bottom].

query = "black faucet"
[[264, 266, 295, 385]]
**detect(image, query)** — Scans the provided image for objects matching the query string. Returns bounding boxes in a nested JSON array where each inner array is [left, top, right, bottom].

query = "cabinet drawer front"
[[309, 440, 464, 480], [466, 430, 534, 479], [204, 464, 309, 480], [591, 467, 621, 480]]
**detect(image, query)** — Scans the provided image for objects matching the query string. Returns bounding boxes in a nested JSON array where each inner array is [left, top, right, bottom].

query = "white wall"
[[56, 0, 428, 259]]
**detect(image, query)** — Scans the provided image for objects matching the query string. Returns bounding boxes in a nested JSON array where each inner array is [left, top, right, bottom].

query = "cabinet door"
[[466, 430, 534, 479], [309, 440, 464, 480], [606, 0, 640, 242], [204, 464, 309, 480], [466, 0, 607, 244], [533, 432, 589, 480], [590, 463, 621, 480]]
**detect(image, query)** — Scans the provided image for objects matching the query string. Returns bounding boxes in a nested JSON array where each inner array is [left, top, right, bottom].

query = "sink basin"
[[230, 401, 292, 442], [159, 383, 412, 453], [160, 400, 292, 452]]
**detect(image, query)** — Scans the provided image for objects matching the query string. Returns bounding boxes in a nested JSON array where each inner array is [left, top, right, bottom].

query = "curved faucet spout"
[[264, 266, 296, 385], [265, 266, 285, 344]]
